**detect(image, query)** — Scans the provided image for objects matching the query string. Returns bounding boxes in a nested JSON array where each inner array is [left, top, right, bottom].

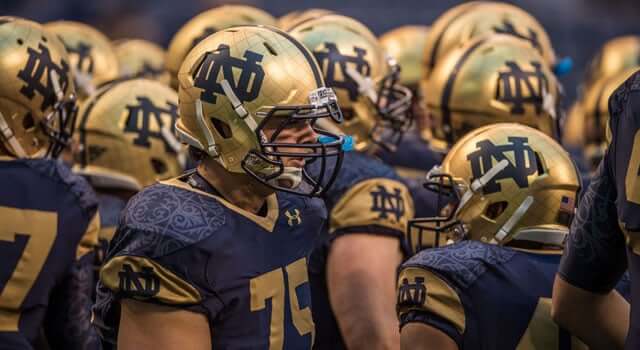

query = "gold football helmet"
[[44, 21, 119, 100], [0, 17, 77, 159], [380, 25, 430, 89], [289, 14, 413, 151], [580, 68, 638, 170], [176, 25, 346, 196], [561, 101, 585, 149], [423, 1, 559, 81], [75, 79, 182, 191], [582, 35, 640, 94], [422, 34, 562, 153], [278, 8, 334, 31], [113, 39, 170, 85], [407, 123, 580, 253], [166, 5, 276, 89]]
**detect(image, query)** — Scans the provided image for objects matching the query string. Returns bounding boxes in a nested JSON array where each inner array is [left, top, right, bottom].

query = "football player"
[[377, 25, 443, 179], [553, 69, 640, 349], [74, 78, 183, 275], [113, 39, 171, 84], [397, 123, 629, 350], [165, 5, 276, 89], [93, 25, 347, 349], [44, 21, 119, 100], [289, 15, 418, 349], [0, 17, 100, 349]]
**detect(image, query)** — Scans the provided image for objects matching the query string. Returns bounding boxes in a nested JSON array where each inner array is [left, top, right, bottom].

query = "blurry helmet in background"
[[113, 39, 170, 85], [176, 26, 345, 196], [380, 25, 430, 89], [581, 35, 640, 95], [0, 16, 77, 158], [44, 21, 118, 100], [277, 8, 334, 31], [422, 34, 562, 153], [165, 5, 276, 89], [289, 14, 413, 151], [423, 1, 559, 81], [75, 79, 182, 191]]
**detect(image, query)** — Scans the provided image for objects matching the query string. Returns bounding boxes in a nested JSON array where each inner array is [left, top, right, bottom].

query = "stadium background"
[[2, 0, 638, 103]]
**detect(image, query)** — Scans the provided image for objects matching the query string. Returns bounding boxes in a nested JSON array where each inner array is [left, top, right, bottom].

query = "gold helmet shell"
[[380, 25, 430, 88], [277, 8, 334, 31], [581, 68, 638, 170], [113, 39, 170, 85], [44, 21, 118, 100], [75, 79, 182, 191], [408, 123, 580, 253], [561, 101, 585, 149], [423, 1, 557, 81], [176, 25, 345, 196], [0, 17, 77, 158], [166, 5, 276, 90], [582, 35, 640, 93], [422, 34, 562, 153], [289, 14, 413, 151]]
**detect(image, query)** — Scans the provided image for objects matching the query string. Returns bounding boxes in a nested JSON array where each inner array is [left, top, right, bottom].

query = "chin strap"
[[345, 67, 378, 103], [221, 79, 259, 131], [0, 111, 27, 158], [454, 159, 510, 217], [491, 196, 534, 244], [511, 227, 568, 247]]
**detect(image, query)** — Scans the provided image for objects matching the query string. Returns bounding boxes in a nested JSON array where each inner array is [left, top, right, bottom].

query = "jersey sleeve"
[[396, 265, 466, 347], [329, 178, 415, 239], [76, 210, 100, 260], [557, 75, 639, 294]]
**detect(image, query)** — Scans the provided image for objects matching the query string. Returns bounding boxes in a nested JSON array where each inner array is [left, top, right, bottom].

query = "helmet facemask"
[[41, 70, 78, 158]]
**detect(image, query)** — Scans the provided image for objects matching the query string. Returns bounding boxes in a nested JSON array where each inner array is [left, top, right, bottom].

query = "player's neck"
[[197, 158, 273, 215]]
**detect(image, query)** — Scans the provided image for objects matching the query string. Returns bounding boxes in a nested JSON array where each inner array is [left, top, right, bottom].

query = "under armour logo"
[[493, 19, 542, 52], [64, 41, 94, 75], [370, 185, 405, 222], [193, 44, 264, 104], [397, 276, 427, 307], [118, 263, 160, 298], [17, 43, 70, 111], [467, 136, 538, 194], [496, 61, 548, 115], [285, 209, 302, 226], [313, 42, 371, 101], [124, 96, 178, 152], [190, 26, 217, 51]]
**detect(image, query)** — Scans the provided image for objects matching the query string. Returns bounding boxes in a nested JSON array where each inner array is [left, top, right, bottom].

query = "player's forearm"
[[552, 276, 629, 350]]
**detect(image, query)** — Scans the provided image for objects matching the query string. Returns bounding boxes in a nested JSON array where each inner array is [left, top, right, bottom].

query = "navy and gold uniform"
[[308, 151, 414, 349], [559, 69, 640, 349], [376, 131, 443, 180], [0, 158, 100, 349], [94, 192, 127, 269], [94, 171, 326, 349], [398, 240, 631, 350]]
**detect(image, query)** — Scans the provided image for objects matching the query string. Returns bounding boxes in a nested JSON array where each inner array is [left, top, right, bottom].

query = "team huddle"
[[0, 1, 638, 349]]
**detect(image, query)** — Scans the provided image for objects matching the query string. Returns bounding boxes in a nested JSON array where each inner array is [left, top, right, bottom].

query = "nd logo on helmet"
[[17, 43, 70, 111], [467, 136, 538, 194], [493, 19, 542, 52], [124, 96, 178, 153], [63, 41, 94, 75], [313, 42, 371, 101], [193, 43, 265, 104], [496, 61, 549, 115]]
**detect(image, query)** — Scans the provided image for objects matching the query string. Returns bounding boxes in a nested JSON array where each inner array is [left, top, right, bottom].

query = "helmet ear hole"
[[485, 200, 508, 220], [211, 117, 232, 139], [22, 113, 35, 131], [534, 151, 545, 175], [151, 158, 168, 174]]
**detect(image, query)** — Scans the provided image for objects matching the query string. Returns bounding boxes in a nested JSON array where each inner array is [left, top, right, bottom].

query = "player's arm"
[[118, 299, 211, 350], [44, 211, 101, 350], [327, 178, 414, 350], [396, 266, 464, 350]]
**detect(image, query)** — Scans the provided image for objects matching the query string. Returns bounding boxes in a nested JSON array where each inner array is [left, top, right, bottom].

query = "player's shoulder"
[[17, 158, 98, 214], [609, 69, 640, 122], [402, 240, 517, 289], [115, 180, 228, 259], [340, 151, 399, 183]]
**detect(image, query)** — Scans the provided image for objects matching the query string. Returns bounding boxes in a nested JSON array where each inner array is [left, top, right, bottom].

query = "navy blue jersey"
[[398, 241, 631, 350], [376, 131, 443, 180], [94, 172, 327, 349], [94, 191, 128, 267], [307, 151, 415, 350], [559, 69, 640, 349], [0, 158, 100, 349]]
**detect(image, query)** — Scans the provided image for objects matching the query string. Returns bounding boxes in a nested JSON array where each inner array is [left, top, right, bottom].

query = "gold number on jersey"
[[0, 207, 58, 331], [250, 258, 315, 350], [625, 129, 640, 204], [516, 298, 587, 350]]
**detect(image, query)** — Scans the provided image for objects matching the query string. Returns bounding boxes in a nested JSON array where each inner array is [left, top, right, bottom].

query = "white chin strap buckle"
[[455, 159, 510, 217]]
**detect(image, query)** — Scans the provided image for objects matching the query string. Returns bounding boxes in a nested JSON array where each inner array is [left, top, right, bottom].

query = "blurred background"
[[3, 0, 638, 103]]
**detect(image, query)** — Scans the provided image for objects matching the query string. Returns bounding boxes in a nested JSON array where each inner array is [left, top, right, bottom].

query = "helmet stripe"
[[428, 2, 481, 73]]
